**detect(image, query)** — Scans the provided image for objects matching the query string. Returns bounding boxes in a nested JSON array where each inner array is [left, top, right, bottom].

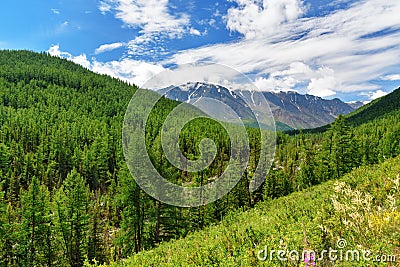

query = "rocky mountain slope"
[[157, 82, 358, 129]]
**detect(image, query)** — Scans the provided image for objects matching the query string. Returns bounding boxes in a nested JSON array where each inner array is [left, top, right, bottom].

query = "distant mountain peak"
[[346, 101, 366, 110], [157, 82, 360, 130]]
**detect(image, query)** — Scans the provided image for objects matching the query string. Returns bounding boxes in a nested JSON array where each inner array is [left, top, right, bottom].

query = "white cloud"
[[72, 54, 91, 69], [307, 77, 337, 98], [53, 21, 70, 34], [50, 0, 400, 99], [208, 18, 216, 27], [99, 1, 111, 15], [95, 42, 125, 54], [48, 45, 165, 87], [225, 0, 305, 39], [381, 74, 400, 81], [48, 44, 70, 58], [371, 90, 388, 100], [254, 76, 297, 92], [252, 63, 340, 97], [166, 0, 400, 97], [51, 9, 60, 15], [48, 45, 91, 69], [101, 0, 190, 38], [361, 89, 388, 100], [189, 27, 202, 36], [91, 58, 165, 86], [48, 45, 61, 57], [99, 0, 201, 59], [305, 67, 337, 97]]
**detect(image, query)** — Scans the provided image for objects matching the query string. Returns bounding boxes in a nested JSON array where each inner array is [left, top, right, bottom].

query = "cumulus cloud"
[[254, 76, 298, 92], [252, 63, 339, 97], [91, 58, 165, 86], [48, 45, 165, 87], [307, 78, 337, 98], [72, 54, 91, 69], [48, 44, 71, 58], [114, 0, 188, 35], [189, 27, 202, 36], [225, 0, 305, 39], [167, 0, 400, 97], [99, 0, 200, 39], [48, 45, 91, 69], [371, 90, 388, 100], [95, 42, 125, 54], [361, 89, 388, 100]]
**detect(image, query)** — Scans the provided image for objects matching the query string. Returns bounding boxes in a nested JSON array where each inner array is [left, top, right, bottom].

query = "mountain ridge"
[[157, 82, 358, 130]]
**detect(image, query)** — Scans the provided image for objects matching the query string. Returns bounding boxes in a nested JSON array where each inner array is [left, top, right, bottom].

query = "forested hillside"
[[0, 50, 264, 266], [0, 50, 399, 266], [288, 86, 400, 134], [345, 87, 400, 126], [104, 156, 400, 266]]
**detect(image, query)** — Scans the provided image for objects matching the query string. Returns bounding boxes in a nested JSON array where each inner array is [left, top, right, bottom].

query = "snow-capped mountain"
[[156, 82, 361, 130]]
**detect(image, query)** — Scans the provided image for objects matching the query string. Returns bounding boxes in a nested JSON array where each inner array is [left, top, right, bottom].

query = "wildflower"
[[303, 251, 316, 267]]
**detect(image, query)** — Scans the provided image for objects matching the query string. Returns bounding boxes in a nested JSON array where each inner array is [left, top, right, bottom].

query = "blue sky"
[[1, 0, 400, 102]]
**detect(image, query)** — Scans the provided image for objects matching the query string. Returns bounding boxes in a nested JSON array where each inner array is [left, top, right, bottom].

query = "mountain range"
[[157, 82, 361, 130]]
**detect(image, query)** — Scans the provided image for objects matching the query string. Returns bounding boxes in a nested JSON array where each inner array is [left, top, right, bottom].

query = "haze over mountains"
[[157, 82, 362, 130]]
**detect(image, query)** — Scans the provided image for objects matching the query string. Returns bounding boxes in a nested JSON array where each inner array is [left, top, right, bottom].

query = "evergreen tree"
[[115, 166, 145, 256], [88, 194, 106, 264], [298, 134, 317, 188], [330, 115, 354, 178], [0, 202, 19, 266], [20, 176, 53, 266], [54, 169, 90, 267]]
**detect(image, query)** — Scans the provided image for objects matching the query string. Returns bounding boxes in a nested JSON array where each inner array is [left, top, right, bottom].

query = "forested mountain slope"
[[0, 50, 265, 266], [103, 156, 400, 267], [288, 86, 400, 134], [345, 86, 400, 126], [118, 84, 400, 265]]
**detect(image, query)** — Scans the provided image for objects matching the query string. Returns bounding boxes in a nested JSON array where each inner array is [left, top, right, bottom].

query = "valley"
[[0, 51, 399, 266]]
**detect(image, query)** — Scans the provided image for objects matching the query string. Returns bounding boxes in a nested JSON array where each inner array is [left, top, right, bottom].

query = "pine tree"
[[298, 134, 317, 188], [54, 169, 90, 267], [20, 176, 53, 266], [88, 192, 109, 264], [322, 115, 355, 179], [0, 181, 7, 263], [115, 166, 144, 256], [0, 202, 19, 266], [330, 115, 354, 178]]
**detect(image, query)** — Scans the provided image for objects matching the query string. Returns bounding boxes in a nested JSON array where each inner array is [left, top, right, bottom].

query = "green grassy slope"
[[101, 156, 400, 267]]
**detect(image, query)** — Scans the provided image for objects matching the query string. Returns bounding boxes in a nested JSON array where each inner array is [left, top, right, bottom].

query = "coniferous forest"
[[0, 50, 399, 266]]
